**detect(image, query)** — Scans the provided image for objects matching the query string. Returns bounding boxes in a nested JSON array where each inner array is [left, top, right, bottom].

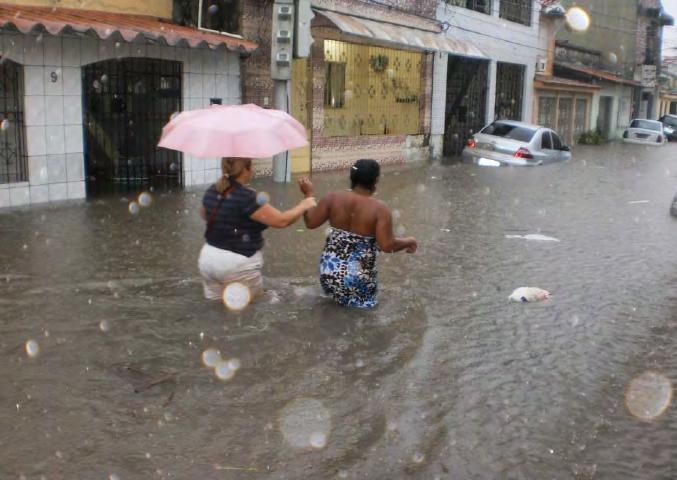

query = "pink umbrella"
[[158, 104, 308, 158]]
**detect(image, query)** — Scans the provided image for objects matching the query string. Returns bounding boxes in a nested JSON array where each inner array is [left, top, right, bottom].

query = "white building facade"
[[0, 6, 252, 208], [431, 0, 543, 157]]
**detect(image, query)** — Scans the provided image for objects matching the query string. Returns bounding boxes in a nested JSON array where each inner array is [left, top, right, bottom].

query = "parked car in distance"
[[462, 120, 571, 167], [658, 114, 677, 141], [622, 119, 667, 146]]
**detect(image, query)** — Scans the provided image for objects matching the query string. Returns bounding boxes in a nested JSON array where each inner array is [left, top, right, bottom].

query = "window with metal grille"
[[0, 58, 27, 185], [172, 0, 241, 35], [444, 0, 491, 15], [495, 62, 524, 121], [324, 62, 346, 109], [499, 0, 532, 26]]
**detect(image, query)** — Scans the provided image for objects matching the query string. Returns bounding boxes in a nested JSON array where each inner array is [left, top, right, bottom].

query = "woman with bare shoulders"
[[299, 159, 417, 308]]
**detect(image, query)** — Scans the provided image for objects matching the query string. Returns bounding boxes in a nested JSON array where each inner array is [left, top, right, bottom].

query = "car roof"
[[490, 119, 544, 130], [630, 118, 662, 125], [662, 114, 677, 119]]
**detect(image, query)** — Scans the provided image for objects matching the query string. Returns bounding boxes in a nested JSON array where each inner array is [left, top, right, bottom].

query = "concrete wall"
[[433, 0, 542, 158], [1, 0, 173, 18], [0, 31, 241, 208], [589, 83, 635, 140]]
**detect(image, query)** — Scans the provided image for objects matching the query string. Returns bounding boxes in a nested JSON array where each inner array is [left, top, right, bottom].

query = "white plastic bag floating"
[[509, 287, 551, 303], [505, 234, 560, 242]]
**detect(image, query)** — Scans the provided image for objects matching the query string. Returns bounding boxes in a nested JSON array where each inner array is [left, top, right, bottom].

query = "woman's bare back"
[[326, 191, 383, 237]]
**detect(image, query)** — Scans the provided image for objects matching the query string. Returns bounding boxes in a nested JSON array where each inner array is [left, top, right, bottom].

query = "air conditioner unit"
[[276, 52, 291, 64], [278, 5, 293, 17], [536, 58, 547, 73], [277, 30, 292, 42]]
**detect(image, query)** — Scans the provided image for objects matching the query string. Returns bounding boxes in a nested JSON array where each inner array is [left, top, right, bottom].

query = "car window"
[[541, 131, 553, 150], [552, 133, 562, 150], [630, 119, 662, 131], [481, 122, 537, 142], [664, 117, 677, 127]]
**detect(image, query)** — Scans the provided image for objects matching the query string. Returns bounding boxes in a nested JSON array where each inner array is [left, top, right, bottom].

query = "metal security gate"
[[83, 58, 182, 196], [495, 62, 525, 121], [0, 58, 27, 184], [443, 55, 489, 157]]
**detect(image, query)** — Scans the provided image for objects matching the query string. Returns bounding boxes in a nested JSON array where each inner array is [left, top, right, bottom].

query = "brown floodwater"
[[1, 143, 676, 479]]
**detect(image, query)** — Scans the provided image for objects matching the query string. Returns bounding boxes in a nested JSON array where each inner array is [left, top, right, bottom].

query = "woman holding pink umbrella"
[[157, 104, 314, 303], [198, 157, 316, 301]]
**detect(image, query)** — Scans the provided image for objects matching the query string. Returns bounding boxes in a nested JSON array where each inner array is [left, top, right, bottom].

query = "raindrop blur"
[[338, 470, 348, 478], [93, 79, 102, 93], [138, 192, 153, 207], [412, 452, 425, 464], [625, 371, 672, 421], [344, 89, 354, 100], [392, 209, 401, 220], [223, 282, 251, 311], [608, 52, 618, 64], [416, 184, 426, 193], [215, 361, 235, 381], [169, 162, 178, 172], [256, 192, 270, 206], [279, 398, 332, 449], [25, 340, 40, 358], [227, 358, 241, 371], [99, 320, 110, 332], [386, 68, 395, 79], [201, 348, 221, 368], [1, 118, 10, 131], [109, 475, 120, 480], [309, 432, 327, 449], [128, 201, 140, 215], [395, 225, 406, 236], [208, 4, 219, 15], [101, 74, 108, 83], [39, 167, 48, 182], [565, 7, 590, 32]]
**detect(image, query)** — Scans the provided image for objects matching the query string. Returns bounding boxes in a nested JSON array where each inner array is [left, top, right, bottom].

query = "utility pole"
[[271, 0, 294, 183]]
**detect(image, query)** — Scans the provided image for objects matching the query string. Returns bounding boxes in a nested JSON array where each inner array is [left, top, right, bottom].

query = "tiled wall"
[[0, 32, 241, 208]]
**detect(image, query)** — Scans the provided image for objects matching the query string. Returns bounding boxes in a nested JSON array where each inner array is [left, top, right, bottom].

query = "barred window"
[[499, 0, 532, 26], [0, 58, 27, 184], [444, 0, 491, 15]]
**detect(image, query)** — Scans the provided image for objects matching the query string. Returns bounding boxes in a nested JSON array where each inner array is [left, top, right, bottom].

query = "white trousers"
[[198, 243, 264, 301]]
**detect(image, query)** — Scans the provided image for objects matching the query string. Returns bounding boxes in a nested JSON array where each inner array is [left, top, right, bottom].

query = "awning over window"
[[0, 4, 258, 52], [313, 8, 487, 59]]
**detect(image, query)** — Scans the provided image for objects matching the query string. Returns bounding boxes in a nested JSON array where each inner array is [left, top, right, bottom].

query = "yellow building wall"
[[3, 0, 173, 19]]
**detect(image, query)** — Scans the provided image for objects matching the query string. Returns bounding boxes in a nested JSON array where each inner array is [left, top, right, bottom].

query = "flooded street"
[[2, 144, 677, 479]]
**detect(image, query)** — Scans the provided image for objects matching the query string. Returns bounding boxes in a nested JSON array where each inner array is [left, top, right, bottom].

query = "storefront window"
[[323, 40, 422, 137]]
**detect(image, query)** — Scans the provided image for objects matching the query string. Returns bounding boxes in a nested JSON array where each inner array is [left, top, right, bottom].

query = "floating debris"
[[509, 287, 551, 303], [505, 234, 560, 242]]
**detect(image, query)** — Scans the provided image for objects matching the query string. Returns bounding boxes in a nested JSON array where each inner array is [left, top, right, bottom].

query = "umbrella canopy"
[[158, 104, 308, 159]]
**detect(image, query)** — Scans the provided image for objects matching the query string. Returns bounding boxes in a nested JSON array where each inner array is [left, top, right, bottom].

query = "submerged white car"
[[462, 120, 571, 167], [623, 119, 667, 146]]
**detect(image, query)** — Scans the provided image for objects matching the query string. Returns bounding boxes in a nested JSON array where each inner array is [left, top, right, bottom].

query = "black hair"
[[350, 159, 380, 191]]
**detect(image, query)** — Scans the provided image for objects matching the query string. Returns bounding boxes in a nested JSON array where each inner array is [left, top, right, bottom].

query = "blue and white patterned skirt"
[[320, 227, 378, 309]]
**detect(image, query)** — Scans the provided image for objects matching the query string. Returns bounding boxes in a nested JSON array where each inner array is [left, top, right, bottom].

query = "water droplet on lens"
[[392, 209, 401, 220], [201, 348, 221, 368], [625, 371, 672, 421], [99, 320, 110, 332], [215, 361, 235, 381], [416, 184, 426, 193], [25, 340, 40, 358], [101, 74, 108, 83], [608, 52, 618, 64], [565, 7, 590, 32], [109, 474, 120, 480], [309, 431, 327, 449], [256, 192, 270, 206], [395, 225, 406, 236], [338, 470, 348, 478], [138, 192, 152, 207], [222, 282, 251, 311], [1, 118, 10, 131], [412, 452, 425, 464], [128, 201, 140, 215], [208, 4, 219, 14]]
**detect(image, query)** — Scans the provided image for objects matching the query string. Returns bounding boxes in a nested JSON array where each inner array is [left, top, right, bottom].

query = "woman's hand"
[[299, 196, 317, 211], [298, 177, 315, 198], [404, 237, 417, 254]]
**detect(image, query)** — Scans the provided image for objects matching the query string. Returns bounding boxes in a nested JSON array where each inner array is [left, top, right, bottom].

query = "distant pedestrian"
[[198, 157, 316, 301], [299, 159, 417, 308]]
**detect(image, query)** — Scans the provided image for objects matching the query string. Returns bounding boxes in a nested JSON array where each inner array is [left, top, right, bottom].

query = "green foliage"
[[578, 129, 604, 145]]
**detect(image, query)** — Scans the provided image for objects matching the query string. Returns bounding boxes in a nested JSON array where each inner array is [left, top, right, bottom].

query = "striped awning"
[[314, 8, 487, 59], [0, 3, 258, 52]]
